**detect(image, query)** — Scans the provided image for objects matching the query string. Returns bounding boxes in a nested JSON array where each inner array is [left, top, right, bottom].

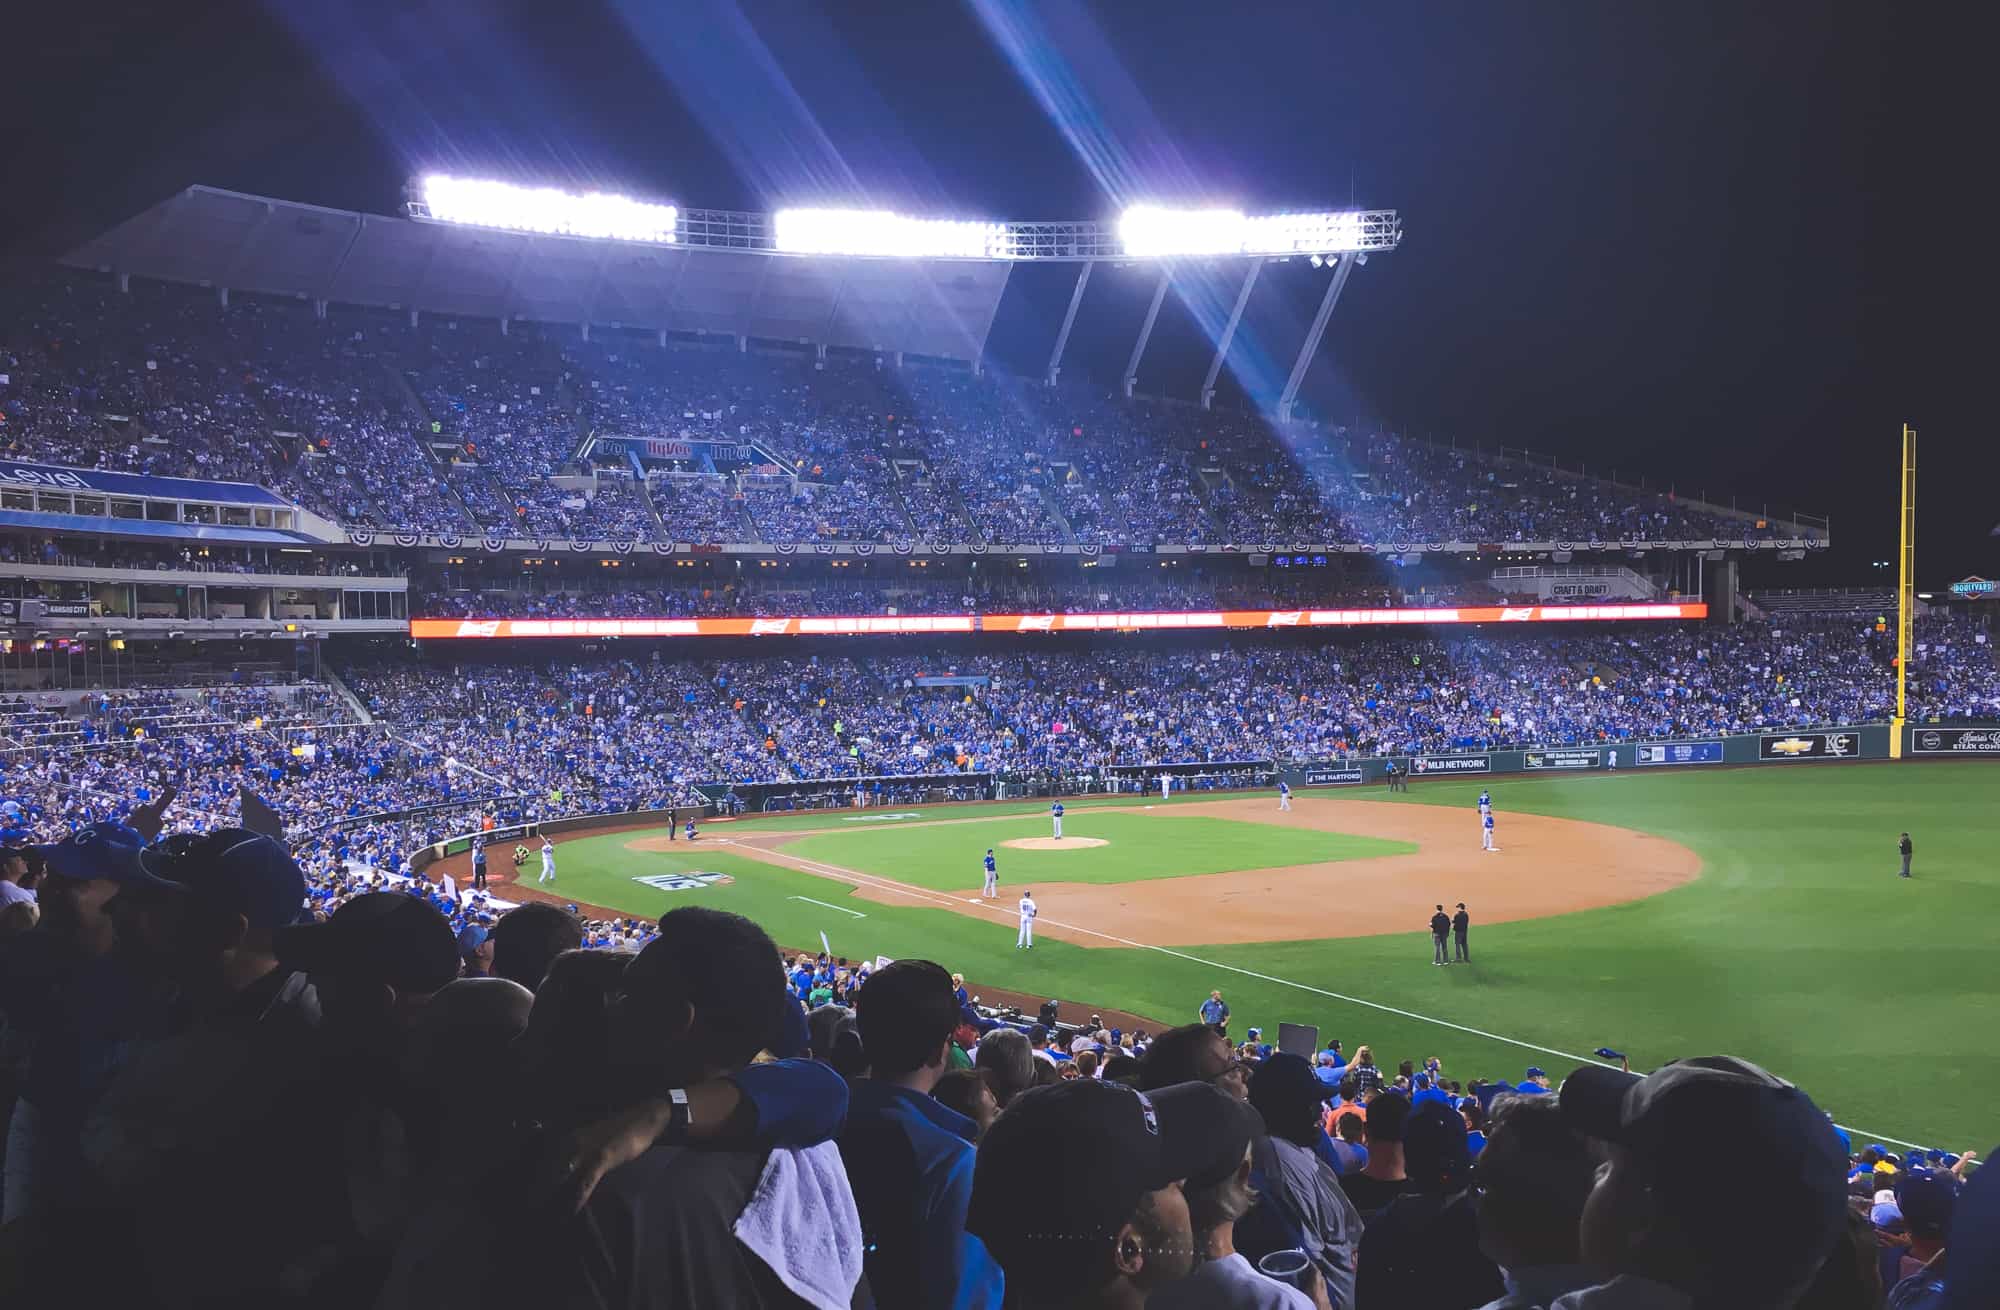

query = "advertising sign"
[[1635, 740, 1725, 766], [1911, 727, 2000, 754], [1524, 749, 1604, 770], [1302, 767, 1367, 786], [1409, 754, 1492, 776], [1758, 732, 1859, 761]]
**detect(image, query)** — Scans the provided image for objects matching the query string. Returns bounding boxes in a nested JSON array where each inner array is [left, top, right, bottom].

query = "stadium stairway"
[[324, 669, 374, 725]]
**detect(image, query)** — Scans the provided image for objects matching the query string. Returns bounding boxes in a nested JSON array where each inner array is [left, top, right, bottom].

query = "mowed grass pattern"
[[775, 812, 1414, 890], [542, 764, 2000, 1148]]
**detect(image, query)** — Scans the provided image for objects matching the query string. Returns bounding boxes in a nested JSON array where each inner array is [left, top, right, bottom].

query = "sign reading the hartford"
[[0, 459, 288, 507]]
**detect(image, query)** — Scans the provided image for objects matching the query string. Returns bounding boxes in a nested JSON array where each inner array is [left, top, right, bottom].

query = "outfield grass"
[[543, 764, 2000, 1149], [775, 812, 1413, 890]]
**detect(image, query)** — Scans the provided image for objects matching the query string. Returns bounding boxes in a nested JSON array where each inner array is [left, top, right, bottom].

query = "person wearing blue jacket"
[[840, 959, 1005, 1309]]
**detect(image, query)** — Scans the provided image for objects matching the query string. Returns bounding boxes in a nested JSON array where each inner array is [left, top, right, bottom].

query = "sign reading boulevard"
[[409, 601, 1708, 640]]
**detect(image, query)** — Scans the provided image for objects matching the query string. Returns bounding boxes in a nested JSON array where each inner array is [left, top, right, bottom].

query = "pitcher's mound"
[[1002, 837, 1110, 851]]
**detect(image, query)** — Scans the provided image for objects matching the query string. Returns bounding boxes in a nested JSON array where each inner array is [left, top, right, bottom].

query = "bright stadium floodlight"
[[1119, 204, 1370, 257], [773, 208, 1010, 259], [418, 175, 678, 244]]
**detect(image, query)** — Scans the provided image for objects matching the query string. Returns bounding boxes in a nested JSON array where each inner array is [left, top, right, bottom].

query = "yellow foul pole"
[[1891, 423, 1916, 758]]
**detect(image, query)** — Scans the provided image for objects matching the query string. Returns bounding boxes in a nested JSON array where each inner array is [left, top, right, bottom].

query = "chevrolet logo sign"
[[1768, 737, 1816, 756]]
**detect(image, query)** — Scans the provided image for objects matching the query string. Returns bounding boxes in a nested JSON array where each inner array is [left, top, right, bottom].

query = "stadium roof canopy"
[[62, 186, 1018, 361], [62, 184, 1401, 405]]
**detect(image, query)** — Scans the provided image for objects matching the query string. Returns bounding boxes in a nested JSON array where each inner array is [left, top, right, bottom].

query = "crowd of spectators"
[[3, 266, 1822, 549], [0, 811, 1986, 1309]]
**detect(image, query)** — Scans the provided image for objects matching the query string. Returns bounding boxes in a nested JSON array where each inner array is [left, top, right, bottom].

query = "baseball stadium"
[[0, 8, 1987, 1307]]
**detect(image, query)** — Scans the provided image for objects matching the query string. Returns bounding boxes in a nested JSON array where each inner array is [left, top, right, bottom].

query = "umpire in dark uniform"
[[1899, 832, 1913, 879], [1452, 902, 1470, 962], [1430, 904, 1452, 965]]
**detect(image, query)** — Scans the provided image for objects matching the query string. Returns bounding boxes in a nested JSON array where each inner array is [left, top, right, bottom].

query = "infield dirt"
[[709, 796, 1700, 947]]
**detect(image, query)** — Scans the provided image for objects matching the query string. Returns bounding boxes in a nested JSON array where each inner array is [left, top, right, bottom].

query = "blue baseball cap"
[[456, 924, 490, 954], [1525, 1066, 1548, 1079], [139, 829, 307, 931], [35, 822, 152, 884]]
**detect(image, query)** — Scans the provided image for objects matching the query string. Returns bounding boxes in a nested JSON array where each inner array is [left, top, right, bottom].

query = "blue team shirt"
[[1483, 813, 1495, 830], [1279, 781, 1291, 795], [984, 855, 996, 873], [1478, 792, 1491, 809], [1051, 803, 1064, 817]]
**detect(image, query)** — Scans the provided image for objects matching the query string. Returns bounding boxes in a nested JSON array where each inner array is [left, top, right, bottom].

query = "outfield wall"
[[1279, 723, 2000, 789]]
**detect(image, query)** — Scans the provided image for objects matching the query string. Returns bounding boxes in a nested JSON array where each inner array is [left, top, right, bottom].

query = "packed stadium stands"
[[3, 252, 1993, 1310], [4, 266, 1818, 548]]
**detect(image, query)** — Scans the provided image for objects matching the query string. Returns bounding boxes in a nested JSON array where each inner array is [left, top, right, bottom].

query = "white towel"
[[733, 1141, 863, 1310]]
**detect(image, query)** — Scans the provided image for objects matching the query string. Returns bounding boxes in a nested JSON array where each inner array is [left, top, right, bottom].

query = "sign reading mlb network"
[[1410, 754, 1491, 775], [1302, 766, 1366, 786], [1758, 732, 1858, 762], [1524, 750, 1604, 770]]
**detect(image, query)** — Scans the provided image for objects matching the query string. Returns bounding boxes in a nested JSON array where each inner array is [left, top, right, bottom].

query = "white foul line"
[[787, 895, 867, 918], [716, 838, 1946, 1152]]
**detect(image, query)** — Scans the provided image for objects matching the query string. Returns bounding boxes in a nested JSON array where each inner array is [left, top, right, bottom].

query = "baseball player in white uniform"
[[538, 836, 556, 883], [1050, 801, 1064, 840], [1278, 779, 1292, 811], [1159, 772, 1173, 802], [1017, 891, 1038, 948], [1477, 789, 1492, 841], [983, 848, 998, 899], [1482, 810, 1498, 852]]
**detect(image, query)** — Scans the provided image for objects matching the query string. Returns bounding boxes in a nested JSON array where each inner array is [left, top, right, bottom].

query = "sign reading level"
[[410, 601, 1708, 640]]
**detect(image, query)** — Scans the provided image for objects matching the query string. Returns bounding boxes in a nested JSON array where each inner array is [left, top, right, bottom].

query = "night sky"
[[5, 0, 1986, 586]]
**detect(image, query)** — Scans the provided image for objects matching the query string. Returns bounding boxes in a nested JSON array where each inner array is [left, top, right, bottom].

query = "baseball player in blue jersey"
[[1050, 801, 1065, 840], [983, 848, 998, 898], [684, 817, 698, 842], [1278, 779, 1292, 811], [1482, 809, 1498, 852]]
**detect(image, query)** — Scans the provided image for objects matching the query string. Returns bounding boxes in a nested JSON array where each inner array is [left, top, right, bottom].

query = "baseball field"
[[447, 762, 2000, 1150]]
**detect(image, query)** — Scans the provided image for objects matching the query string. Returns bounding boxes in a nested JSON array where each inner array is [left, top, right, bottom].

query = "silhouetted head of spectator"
[[34, 821, 149, 955], [805, 1000, 854, 1058], [1562, 1056, 1848, 1309], [1403, 1100, 1475, 1194], [1137, 1022, 1247, 1100], [855, 960, 958, 1086], [1473, 1094, 1600, 1273], [275, 890, 458, 1034], [488, 902, 583, 991], [1896, 1168, 1962, 1249], [1102, 1053, 1140, 1084], [968, 1079, 1201, 1304], [1156, 1080, 1265, 1260], [1364, 1088, 1413, 1145], [1246, 1052, 1325, 1146], [401, 976, 534, 1153], [114, 828, 308, 999], [975, 1028, 1035, 1109], [455, 924, 492, 976], [608, 907, 788, 1095], [933, 1068, 1000, 1139], [517, 947, 632, 1126]]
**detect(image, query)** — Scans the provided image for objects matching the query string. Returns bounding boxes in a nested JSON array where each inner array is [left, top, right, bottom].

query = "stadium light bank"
[[408, 175, 1400, 262]]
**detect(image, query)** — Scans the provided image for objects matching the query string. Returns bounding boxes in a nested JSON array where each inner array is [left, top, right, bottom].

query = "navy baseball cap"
[[139, 828, 307, 930], [1525, 1066, 1548, 1079], [275, 892, 460, 995], [968, 1079, 1207, 1294], [456, 924, 490, 955], [1403, 1099, 1474, 1190], [35, 822, 155, 884], [1561, 1056, 1847, 1305], [1895, 1167, 1962, 1238]]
